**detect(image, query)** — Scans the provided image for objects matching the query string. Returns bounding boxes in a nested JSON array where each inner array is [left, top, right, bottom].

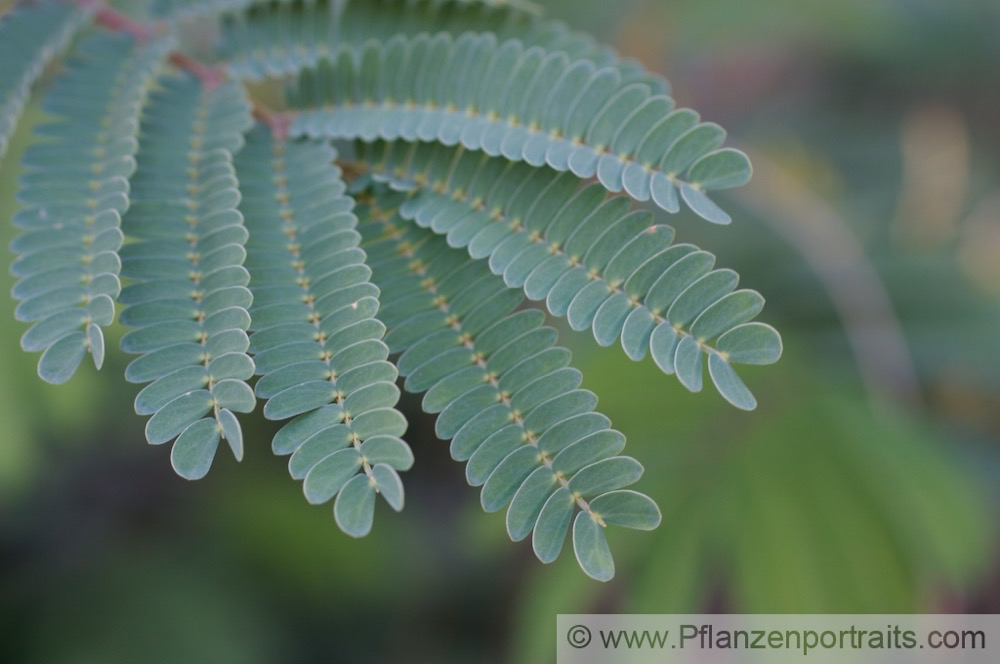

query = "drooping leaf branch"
[[355, 140, 781, 409], [236, 128, 412, 536], [357, 189, 659, 580], [285, 33, 748, 222], [11, 30, 173, 382], [118, 75, 256, 479], [0, 0, 782, 580], [0, 0, 90, 159]]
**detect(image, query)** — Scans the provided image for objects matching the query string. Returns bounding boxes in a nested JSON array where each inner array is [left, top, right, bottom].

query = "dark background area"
[[1, 0, 999, 662]]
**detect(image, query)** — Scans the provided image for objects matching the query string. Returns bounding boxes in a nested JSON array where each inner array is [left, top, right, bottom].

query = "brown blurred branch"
[[729, 148, 923, 408]]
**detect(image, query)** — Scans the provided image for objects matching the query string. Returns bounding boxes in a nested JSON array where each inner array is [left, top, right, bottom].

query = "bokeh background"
[[2, 0, 999, 662]]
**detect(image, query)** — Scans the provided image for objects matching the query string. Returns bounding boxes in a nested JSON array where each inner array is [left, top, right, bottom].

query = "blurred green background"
[[2, 0, 999, 662]]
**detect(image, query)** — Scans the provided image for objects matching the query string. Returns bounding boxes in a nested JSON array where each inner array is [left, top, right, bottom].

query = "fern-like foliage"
[[12, 33, 172, 384], [357, 190, 659, 580], [285, 33, 743, 220], [218, 0, 665, 94], [119, 75, 256, 479], [0, 0, 87, 160], [356, 140, 781, 409], [1, 0, 783, 580], [236, 128, 411, 536]]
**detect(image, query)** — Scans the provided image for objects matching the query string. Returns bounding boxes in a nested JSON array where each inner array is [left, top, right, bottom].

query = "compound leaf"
[[358, 192, 657, 580], [119, 75, 255, 479], [362, 141, 781, 408], [11, 33, 172, 383], [236, 129, 411, 535], [0, 0, 88, 160], [287, 33, 745, 219]]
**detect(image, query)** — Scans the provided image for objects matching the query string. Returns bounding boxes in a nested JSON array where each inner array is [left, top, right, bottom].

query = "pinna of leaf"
[[0, 0, 781, 581]]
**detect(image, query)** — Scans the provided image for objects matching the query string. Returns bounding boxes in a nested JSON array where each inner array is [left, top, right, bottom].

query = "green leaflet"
[[573, 510, 615, 582], [360, 141, 781, 410], [11, 34, 173, 384], [285, 33, 746, 219], [236, 128, 411, 536], [588, 490, 661, 530], [218, 0, 661, 94], [0, 0, 88, 160], [358, 194, 658, 580], [118, 75, 255, 480], [334, 472, 377, 537], [170, 417, 223, 480]]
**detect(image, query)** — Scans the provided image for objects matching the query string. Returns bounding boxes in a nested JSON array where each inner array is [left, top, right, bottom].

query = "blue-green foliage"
[[358, 140, 781, 409], [220, 0, 663, 93], [285, 32, 744, 220], [0, 0, 86, 160], [236, 129, 412, 537], [11, 33, 172, 384], [118, 75, 256, 480], [0, 0, 781, 579], [358, 191, 660, 580]]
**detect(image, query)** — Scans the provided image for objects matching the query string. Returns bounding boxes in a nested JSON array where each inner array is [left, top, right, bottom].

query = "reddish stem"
[[95, 7, 156, 40], [77, 0, 291, 133], [169, 52, 227, 91], [253, 105, 292, 141]]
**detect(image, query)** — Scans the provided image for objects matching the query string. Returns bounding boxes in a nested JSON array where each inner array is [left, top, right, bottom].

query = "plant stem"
[[253, 104, 292, 141], [76, 1, 293, 135], [94, 6, 158, 40], [168, 52, 226, 90]]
